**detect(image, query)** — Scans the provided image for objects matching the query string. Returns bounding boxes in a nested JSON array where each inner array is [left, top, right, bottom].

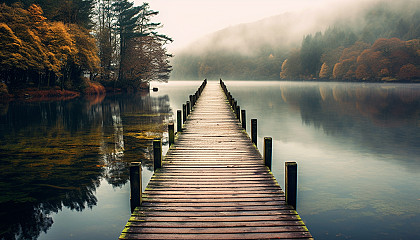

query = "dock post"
[[186, 101, 191, 116], [130, 162, 142, 212], [285, 162, 298, 209], [251, 119, 257, 147], [264, 137, 272, 170], [177, 110, 182, 132], [153, 139, 162, 170], [182, 104, 187, 123], [168, 122, 174, 146], [236, 106, 240, 120], [241, 110, 246, 130], [189, 95, 194, 108]]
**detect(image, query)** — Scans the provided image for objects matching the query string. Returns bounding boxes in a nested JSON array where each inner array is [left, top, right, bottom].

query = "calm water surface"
[[223, 81, 420, 239], [1, 80, 419, 239], [0, 82, 200, 240]]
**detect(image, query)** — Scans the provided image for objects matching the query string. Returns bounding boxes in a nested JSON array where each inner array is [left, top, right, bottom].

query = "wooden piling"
[[182, 104, 187, 123], [189, 95, 193, 108], [153, 139, 162, 170], [285, 162, 298, 209], [177, 110, 182, 133], [264, 137, 272, 170], [251, 119, 257, 147], [236, 106, 240, 120], [241, 110, 246, 130], [129, 162, 142, 212], [168, 122, 174, 146], [186, 101, 191, 116]]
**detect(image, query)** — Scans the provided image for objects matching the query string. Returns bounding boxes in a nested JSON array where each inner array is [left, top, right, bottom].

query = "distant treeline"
[[281, 35, 419, 81], [0, 1, 171, 96], [172, 0, 420, 81]]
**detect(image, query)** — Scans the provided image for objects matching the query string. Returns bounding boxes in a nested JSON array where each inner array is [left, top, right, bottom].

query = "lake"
[[0, 81, 419, 239]]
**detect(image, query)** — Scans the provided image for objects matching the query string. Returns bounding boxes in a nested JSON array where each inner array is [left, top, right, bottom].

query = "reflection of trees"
[[280, 83, 420, 159], [0, 93, 170, 239], [100, 94, 170, 187]]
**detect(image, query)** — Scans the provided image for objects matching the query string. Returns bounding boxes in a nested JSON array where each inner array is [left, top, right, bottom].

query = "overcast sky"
[[135, 0, 338, 51]]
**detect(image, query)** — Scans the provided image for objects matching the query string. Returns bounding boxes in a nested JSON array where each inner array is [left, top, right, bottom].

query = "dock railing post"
[[241, 110, 246, 130], [182, 104, 187, 123], [130, 162, 142, 212], [177, 110, 182, 133], [168, 122, 174, 146], [285, 162, 298, 209], [251, 119, 257, 147], [186, 101, 191, 116], [189, 95, 193, 108], [153, 138, 162, 170], [236, 106, 240, 120], [264, 137, 272, 170]]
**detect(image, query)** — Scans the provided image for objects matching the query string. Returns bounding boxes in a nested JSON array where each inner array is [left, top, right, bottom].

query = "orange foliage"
[[319, 62, 329, 79], [83, 80, 106, 96], [16, 88, 80, 101], [398, 64, 420, 80], [332, 41, 370, 80], [332, 38, 419, 81]]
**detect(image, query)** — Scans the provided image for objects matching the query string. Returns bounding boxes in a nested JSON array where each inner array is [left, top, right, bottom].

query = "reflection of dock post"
[[153, 139, 162, 170], [241, 110, 246, 130], [251, 119, 257, 147], [285, 162, 298, 209], [177, 110, 182, 132], [130, 162, 142, 213], [264, 137, 272, 170], [168, 122, 174, 146]]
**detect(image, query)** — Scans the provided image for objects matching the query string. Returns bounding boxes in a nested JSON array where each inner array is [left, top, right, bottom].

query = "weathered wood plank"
[[123, 226, 309, 234], [128, 215, 302, 222], [119, 232, 313, 240], [130, 210, 298, 217], [132, 205, 293, 212], [123, 220, 305, 228], [119, 81, 312, 240], [140, 201, 289, 207]]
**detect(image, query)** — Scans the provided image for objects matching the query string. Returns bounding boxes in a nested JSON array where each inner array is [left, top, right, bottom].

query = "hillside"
[[171, 0, 420, 81]]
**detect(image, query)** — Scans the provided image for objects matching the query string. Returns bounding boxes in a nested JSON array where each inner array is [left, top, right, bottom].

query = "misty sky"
[[136, 0, 354, 51]]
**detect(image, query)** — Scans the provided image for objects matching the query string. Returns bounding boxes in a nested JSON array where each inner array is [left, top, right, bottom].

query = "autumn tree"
[[280, 49, 302, 79], [0, 3, 100, 91], [332, 41, 370, 80]]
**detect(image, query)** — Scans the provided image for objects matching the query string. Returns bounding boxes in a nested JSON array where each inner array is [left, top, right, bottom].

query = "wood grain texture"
[[119, 81, 312, 240]]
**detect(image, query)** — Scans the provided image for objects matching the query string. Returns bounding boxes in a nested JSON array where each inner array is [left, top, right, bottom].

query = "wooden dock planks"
[[119, 81, 312, 240]]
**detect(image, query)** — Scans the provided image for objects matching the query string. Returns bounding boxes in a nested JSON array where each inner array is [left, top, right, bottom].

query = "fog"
[[137, 0, 419, 80], [143, 0, 345, 52], [174, 0, 417, 56]]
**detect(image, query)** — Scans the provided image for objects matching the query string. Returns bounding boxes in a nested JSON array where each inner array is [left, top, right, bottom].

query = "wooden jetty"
[[119, 80, 312, 239]]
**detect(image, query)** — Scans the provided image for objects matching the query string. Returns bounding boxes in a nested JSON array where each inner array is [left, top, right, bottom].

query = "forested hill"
[[171, 0, 420, 82]]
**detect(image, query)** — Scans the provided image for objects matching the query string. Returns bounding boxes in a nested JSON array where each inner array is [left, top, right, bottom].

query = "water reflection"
[[0, 93, 170, 240], [280, 83, 420, 164], [226, 81, 420, 239]]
